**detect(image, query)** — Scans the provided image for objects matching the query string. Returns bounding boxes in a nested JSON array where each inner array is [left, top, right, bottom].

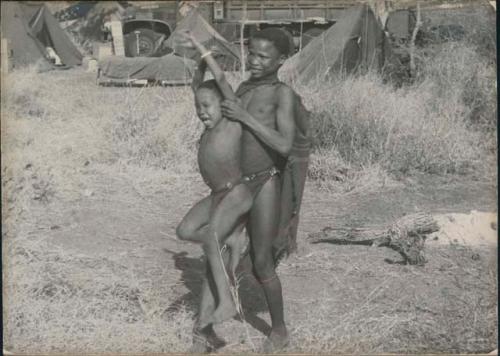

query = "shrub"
[[297, 41, 495, 185]]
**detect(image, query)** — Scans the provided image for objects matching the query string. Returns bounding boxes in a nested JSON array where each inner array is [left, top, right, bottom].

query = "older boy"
[[220, 28, 302, 352]]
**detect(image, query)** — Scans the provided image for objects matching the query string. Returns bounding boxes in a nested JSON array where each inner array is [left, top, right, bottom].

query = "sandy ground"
[[428, 211, 497, 247], [3, 164, 497, 353]]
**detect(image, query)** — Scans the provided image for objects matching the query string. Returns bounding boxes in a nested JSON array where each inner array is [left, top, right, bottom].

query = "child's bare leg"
[[225, 223, 247, 279], [191, 260, 227, 352], [176, 196, 211, 243], [248, 177, 288, 352], [190, 273, 215, 353], [205, 185, 253, 324], [197, 267, 216, 328]]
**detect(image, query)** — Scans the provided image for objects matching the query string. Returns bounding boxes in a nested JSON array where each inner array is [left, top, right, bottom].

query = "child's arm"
[[186, 33, 237, 102], [191, 55, 207, 93]]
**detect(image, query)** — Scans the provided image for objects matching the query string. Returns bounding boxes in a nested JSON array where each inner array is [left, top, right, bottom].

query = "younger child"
[[176, 31, 250, 326]]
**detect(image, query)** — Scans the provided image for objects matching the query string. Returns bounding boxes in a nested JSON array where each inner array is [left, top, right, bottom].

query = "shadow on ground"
[[163, 249, 271, 337]]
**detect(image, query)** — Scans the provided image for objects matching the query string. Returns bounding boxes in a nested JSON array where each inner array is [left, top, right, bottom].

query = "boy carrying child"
[[177, 28, 310, 353]]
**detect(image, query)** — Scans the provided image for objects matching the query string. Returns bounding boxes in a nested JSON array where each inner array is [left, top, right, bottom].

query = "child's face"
[[195, 88, 223, 129], [247, 38, 286, 78]]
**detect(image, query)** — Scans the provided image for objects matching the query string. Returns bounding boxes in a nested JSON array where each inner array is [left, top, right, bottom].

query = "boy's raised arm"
[[181, 31, 237, 102], [191, 55, 207, 93], [199, 49, 237, 102]]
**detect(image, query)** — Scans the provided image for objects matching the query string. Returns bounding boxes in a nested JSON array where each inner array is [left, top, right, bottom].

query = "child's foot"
[[261, 328, 289, 353], [190, 325, 226, 353], [208, 302, 238, 324]]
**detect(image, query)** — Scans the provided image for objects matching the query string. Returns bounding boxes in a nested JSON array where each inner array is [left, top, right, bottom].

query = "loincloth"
[[242, 166, 280, 198], [210, 166, 278, 206], [212, 166, 279, 257], [209, 177, 243, 211]]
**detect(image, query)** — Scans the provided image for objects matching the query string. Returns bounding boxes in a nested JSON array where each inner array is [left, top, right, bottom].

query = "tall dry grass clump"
[[105, 85, 202, 172], [2, 68, 205, 353], [299, 41, 496, 191], [2, 67, 203, 174], [2, 68, 204, 222]]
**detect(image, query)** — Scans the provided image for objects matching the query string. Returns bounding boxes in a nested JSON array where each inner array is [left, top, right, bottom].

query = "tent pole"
[[240, 22, 245, 76], [240, 3, 247, 77], [409, 2, 421, 77], [299, 21, 303, 52]]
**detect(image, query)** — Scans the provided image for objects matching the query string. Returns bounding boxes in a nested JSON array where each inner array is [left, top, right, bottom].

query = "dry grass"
[[3, 234, 194, 353], [277, 244, 497, 353], [297, 42, 496, 191]]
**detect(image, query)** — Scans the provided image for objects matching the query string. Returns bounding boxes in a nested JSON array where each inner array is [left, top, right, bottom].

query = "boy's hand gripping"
[[221, 99, 249, 123]]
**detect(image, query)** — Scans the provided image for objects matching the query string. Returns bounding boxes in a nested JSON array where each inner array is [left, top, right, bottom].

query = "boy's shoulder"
[[276, 81, 296, 94], [275, 81, 302, 103], [235, 78, 301, 104]]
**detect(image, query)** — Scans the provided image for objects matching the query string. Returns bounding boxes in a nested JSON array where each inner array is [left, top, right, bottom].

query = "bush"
[[297, 41, 496, 184]]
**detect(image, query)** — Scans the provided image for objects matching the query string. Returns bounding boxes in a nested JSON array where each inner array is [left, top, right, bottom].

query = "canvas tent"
[[1, 2, 83, 70], [164, 9, 241, 70], [98, 53, 196, 85], [279, 5, 396, 85]]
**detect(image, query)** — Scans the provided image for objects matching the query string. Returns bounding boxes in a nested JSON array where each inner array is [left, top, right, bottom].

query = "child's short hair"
[[196, 79, 223, 100], [251, 28, 294, 57]]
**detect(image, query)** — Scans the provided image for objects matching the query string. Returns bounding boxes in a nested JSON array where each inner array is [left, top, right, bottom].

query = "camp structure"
[[164, 9, 241, 70], [96, 8, 239, 86], [97, 53, 196, 86], [1, 1, 83, 71], [279, 5, 397, 85]]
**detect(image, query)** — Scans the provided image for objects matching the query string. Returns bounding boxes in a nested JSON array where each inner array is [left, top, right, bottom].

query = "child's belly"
[[198, 133, 242, 191]]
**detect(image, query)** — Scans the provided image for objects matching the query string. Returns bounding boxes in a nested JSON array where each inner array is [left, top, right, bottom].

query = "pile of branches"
[[307, 213, 439, 265]]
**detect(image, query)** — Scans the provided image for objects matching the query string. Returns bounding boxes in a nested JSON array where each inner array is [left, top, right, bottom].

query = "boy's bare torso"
[[199, 83, 285, 186], [198, 119, 242, 192], [239, 84, 284, 175]]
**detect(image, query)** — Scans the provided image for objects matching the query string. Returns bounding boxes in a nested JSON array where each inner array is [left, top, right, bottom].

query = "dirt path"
[[4, 165, 495, 354]]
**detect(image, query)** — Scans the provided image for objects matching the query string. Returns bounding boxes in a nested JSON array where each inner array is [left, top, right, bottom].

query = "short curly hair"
[[250, 27, 294, 57], [196, 79, 223, 99]]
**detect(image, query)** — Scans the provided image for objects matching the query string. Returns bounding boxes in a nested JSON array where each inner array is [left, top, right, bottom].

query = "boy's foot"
[[190, 325, 226, 353], [208, 302, 238, 324], [261, 329, 289, 353]]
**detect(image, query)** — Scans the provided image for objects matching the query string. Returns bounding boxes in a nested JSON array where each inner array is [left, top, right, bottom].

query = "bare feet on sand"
[[261, 328, 289, 353], [190, 325, 226, 353]]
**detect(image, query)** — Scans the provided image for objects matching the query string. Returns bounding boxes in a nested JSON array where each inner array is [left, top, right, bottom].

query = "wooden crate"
[[110, 21, 125, 56], [92, 42, 113, 60]]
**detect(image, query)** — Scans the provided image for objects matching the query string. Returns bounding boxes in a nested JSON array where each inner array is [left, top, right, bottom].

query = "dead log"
[[307, 213, 439, 265]]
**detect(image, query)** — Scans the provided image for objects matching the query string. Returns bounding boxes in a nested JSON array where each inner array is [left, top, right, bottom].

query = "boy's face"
[[247, 38, 286, 78], [195, 88, 223, 129]]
